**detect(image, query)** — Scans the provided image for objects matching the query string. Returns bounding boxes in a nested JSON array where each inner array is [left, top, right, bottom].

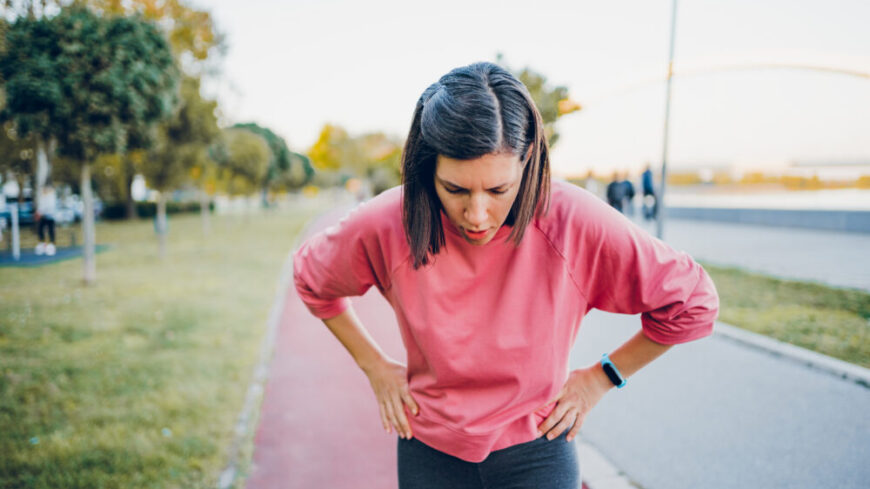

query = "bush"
[[101, 201, 215, 220]]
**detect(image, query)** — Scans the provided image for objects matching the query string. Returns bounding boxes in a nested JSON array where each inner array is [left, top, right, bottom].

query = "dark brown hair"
[[401, 61, 551, 269]]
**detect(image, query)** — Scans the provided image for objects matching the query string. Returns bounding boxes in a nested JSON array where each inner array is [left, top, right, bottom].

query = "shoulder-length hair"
[[401, 61, 551, 269]]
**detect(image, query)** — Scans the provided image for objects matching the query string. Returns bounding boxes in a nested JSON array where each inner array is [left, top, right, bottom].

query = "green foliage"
[[141, 75, 219, 191], [217, 128, 270, 195], [1, 6, 180, 163], [0, 13, 62, 139], [0, 121, 33, 180], [307, 123, 402, 189], [2, 0, 222, 66], [231, 122, 307, 191], [53, 7, 179, 162], [85, 0, 222, 64]]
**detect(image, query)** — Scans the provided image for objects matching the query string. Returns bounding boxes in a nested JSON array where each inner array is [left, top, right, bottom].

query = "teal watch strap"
[[600, 353, 627, 388]]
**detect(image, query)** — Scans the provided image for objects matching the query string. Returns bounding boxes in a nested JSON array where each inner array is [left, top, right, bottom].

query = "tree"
[[3, 1, 224, 220], [0, 121, 33, 193], [140, 75, 218, 256], [231, 122, 288, 205], [86, 0, 224, 219], [1, 6, 178, 283], [3, 0, 223, 68], [0, 9, 62, 210], [216, 128, 269, 198], [307, 123, 402, 193], [230, 122, 314, 203]]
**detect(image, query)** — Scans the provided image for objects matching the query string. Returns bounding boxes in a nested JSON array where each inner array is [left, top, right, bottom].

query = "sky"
[[196, 0, 870, 177]]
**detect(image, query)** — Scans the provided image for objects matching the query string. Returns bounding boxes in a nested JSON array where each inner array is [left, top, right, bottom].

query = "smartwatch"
[[600, 353, 627, 388]]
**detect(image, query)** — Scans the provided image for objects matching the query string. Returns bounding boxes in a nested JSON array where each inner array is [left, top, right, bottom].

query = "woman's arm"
[[322, 306, 420, 440], [537, 331, 672, 442]]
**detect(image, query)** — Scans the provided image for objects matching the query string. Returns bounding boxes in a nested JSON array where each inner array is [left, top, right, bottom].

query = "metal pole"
[[656, 0, 678, 240]]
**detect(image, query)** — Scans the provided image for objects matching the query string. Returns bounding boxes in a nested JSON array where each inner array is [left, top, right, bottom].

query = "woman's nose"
[[464, 195, 488, 227]]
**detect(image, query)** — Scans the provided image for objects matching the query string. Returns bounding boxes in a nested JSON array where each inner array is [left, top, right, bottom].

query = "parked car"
[[0, 196, 35, 226]]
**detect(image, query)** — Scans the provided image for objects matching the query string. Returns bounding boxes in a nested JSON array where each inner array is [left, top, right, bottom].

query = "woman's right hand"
[[362, 357, 420, 439]]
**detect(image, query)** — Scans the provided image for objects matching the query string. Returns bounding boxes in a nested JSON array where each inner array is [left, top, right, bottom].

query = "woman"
[[293, 62, 719, 488]]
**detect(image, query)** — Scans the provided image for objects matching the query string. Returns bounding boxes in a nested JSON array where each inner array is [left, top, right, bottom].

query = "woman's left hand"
[[536, 366, 613, 442]]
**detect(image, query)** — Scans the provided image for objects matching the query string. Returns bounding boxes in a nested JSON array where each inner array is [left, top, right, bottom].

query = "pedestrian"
[[582, 169, 600, 199], [605, 171, 624, 212], [641, 163, 657, 220], [292, 61, 719, 489], [35, 183, 57, 256]]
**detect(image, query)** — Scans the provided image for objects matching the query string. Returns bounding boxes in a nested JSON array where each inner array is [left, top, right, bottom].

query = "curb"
[[713, 321, 870, 388], [216, 210, 326, 489], [578, 440, 640, 489]]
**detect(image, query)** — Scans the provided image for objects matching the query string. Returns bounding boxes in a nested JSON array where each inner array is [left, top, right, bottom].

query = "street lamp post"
[[656, 0, 679, 240]]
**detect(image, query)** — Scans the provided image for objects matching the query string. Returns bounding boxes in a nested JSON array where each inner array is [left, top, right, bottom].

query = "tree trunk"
[[157, 193, 168, 259], [125, 172, 137, 219], [81, 163, 96, 285], [200, 189, 211, 236]]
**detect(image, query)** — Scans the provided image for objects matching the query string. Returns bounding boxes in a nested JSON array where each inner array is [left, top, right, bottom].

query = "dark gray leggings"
[[38, 217, 55, 243], [397, 431, 580, 489]]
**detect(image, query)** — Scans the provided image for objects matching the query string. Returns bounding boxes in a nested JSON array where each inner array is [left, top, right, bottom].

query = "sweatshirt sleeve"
[[576, 195, 720, 345], [292, 200, 393, 320]]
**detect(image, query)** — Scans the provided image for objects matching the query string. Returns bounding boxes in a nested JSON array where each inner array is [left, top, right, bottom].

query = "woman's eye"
[[445, 188, 506, 195]]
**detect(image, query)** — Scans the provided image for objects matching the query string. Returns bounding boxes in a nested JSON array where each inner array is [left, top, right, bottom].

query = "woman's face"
[[434, 152, 524, 246]]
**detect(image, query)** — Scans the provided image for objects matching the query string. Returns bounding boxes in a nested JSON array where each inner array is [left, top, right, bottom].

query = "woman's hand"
[[362, 357, 420, 439], [537, 366, 613, 442]]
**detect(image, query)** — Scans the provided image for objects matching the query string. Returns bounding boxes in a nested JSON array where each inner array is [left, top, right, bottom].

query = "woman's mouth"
[[464, 228, 490, 239]]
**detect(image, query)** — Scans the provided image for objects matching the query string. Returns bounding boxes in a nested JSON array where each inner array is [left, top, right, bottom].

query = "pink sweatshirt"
[[293, 179, 719, 462]]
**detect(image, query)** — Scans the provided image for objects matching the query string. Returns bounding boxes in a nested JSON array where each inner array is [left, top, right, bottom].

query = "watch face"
[[602, 362, 623, 387]]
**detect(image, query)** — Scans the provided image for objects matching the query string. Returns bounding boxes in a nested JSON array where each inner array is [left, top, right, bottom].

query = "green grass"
[[0, 208, 318, 489], [703, 263, 870, 368]]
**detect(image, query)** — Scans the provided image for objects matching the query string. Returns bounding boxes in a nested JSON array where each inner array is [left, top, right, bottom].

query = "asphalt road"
[[572, 310, 870, 489], [632, 215, 870, 291]]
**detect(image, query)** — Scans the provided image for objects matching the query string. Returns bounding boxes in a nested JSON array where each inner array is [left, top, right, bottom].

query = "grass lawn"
[[0, 207, 319, 489], [703, 263, 870, 368]]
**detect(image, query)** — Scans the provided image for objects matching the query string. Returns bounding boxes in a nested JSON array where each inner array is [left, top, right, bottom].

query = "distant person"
[[621, 172, 636, 216], [641, 164, 657, 220], [35, 184, 57, 256], [606, 171, 625, 212], [293, 62, 718, 488], [582, 169, 600, 199]]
